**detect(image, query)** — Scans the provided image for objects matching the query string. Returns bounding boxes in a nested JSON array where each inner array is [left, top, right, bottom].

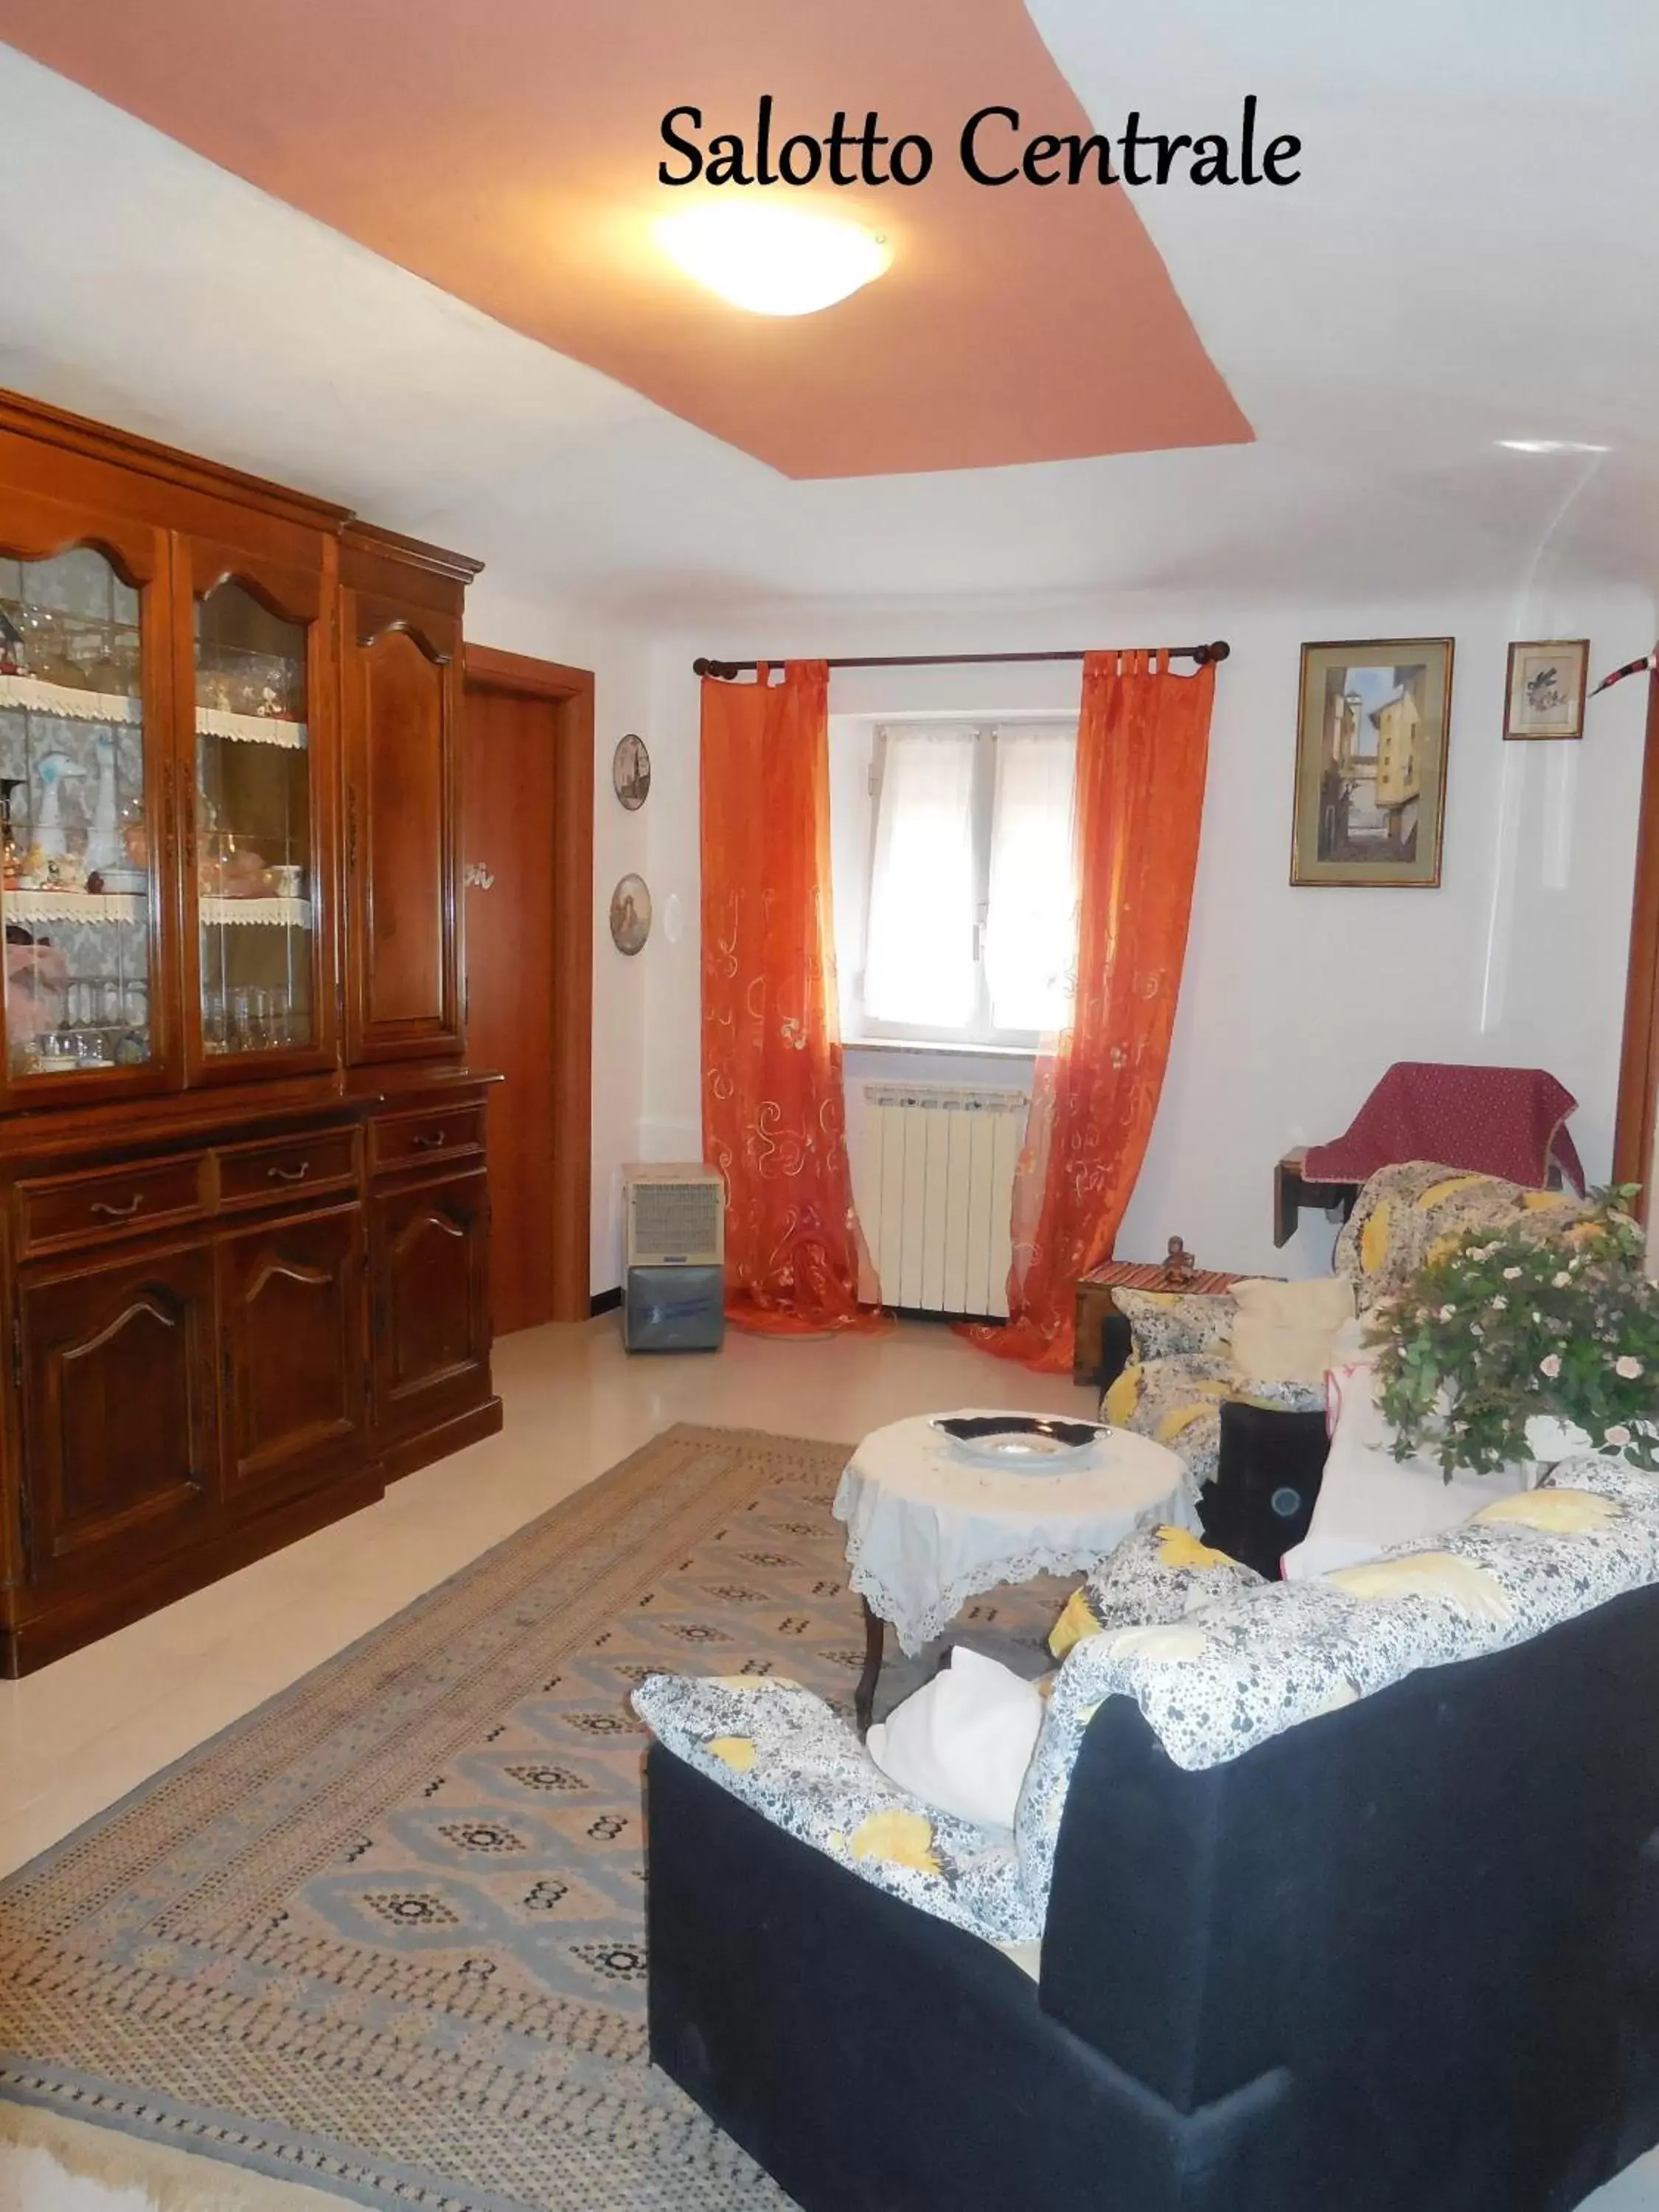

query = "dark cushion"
[[1198, 1399, 1329, 1576]]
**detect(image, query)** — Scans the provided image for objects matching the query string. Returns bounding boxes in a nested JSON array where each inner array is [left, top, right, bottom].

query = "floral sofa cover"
[[1100, 1161, 1596, 1498], [634, 1457, 1659, 1951]]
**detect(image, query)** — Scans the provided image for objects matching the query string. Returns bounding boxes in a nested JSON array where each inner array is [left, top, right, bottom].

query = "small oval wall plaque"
[[609, 872, 651, 955], [613, 733, 650, 810]]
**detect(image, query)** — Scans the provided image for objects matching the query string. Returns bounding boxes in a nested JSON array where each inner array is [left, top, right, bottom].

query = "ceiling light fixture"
[[1497, 438, 1610, 455], [654, 202, 891, 316]]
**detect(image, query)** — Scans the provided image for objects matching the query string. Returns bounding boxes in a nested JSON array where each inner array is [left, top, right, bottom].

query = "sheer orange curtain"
[[701, 661, 882, 1334], [972, 649, 1215, 1372]]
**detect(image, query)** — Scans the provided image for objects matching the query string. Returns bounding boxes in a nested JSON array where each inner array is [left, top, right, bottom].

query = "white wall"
[[640, 583, 1652, 1281], [463, 582, 652, 1298]]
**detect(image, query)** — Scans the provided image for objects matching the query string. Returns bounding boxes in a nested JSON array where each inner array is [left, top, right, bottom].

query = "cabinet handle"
[[89, 1194, 144, 1220], [411, 1130, 448, 1151], [267, 1161, 312, 1183]]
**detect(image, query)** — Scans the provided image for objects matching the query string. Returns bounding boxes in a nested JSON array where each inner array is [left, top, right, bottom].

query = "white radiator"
[[846, 1083, 1029, 1318]]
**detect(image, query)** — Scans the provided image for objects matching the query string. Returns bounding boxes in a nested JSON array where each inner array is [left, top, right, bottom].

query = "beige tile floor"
[[0, 1315, 1652, 2210]]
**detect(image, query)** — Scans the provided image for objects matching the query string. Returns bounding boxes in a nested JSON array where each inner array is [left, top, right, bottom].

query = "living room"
[[1, 5, 1658, 2211]]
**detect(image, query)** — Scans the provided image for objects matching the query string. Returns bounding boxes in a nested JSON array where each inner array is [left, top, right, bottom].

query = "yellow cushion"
[[1104, 1362, 1144, 1425]]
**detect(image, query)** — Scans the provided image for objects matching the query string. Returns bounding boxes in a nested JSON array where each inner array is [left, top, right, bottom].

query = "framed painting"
[[1290, 637, 1454, 887], [1503, 639, 1587, 741]]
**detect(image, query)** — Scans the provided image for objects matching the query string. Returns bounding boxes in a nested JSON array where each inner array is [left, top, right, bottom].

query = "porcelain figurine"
[[33, 752, 86, 861]]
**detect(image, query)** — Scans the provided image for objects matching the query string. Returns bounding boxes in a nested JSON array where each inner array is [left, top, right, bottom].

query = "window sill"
[[841, 1036, 1038, 1062]]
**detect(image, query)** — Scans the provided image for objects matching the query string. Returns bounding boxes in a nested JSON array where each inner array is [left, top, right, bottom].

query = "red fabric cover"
[[1301, 1062, 1585, 1192]]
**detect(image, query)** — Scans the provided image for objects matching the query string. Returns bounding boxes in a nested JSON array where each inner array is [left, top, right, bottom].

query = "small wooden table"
[[1072, 1260, 1249, 1387]]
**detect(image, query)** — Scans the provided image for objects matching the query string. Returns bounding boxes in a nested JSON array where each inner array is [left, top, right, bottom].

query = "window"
[[849, 718, 1077, 1047]]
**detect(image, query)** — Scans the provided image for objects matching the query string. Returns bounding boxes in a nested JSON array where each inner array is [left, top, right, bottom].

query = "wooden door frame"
[[462, 644, 594, 1321], [1613, 672, 1659, 1217]]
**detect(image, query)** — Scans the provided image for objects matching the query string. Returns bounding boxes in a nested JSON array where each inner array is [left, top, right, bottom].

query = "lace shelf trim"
[[195, 709, 307, 750], [0, 675, 139, 725]]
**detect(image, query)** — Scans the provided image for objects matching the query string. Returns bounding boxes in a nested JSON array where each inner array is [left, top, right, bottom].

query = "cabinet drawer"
[[217, 1129, 359, 1211], [17, 1155, 208, 1256], [370, 1104, 485, 1174]]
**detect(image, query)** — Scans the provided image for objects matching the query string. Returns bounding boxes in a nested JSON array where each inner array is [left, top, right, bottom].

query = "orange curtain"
[[701, 661, 882, 1334], [971, 650, 1215, 1372]]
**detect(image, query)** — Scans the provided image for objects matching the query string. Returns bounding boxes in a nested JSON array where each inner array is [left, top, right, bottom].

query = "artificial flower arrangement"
[[1371, 1190, 1659, 1478]]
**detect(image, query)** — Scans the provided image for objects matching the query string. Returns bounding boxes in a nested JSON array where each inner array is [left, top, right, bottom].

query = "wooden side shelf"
[[1273, 1150, 1363, 1248]]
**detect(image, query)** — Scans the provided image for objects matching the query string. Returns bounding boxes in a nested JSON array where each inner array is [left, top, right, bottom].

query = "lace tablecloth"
[[832, 1411, 1190, 1655]]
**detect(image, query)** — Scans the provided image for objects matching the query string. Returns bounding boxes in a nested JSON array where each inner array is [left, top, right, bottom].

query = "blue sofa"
[[644, 1582, 1659, 2212]]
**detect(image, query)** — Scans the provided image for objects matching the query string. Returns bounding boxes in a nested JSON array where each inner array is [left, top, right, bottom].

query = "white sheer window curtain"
[[984, 726, 1077, 1033], [862, 726, 978, 1028], [858, 718, 1077, 1045]]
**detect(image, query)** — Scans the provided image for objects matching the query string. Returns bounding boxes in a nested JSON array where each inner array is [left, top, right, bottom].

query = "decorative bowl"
[[930, 1413, 1107, 1471]]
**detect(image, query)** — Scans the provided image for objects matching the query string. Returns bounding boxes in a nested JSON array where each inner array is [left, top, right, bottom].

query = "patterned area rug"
[[0, 1424, 1065, 2212]]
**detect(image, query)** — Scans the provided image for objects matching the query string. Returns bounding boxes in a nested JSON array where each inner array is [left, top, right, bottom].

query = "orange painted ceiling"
[[0, 0, 1252, 479]]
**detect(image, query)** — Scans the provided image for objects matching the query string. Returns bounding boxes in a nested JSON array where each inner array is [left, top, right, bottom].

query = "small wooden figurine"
[[1161, 1236, 1197, 1287]]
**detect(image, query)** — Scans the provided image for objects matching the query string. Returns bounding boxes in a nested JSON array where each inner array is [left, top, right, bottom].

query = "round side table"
[[832, 1409, 1189, 1733]]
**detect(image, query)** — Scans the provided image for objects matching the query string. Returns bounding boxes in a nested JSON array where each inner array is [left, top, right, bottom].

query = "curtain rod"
[[692, 641, 1230, 679]]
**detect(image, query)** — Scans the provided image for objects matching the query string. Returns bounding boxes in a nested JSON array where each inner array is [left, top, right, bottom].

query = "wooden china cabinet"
[[0, 390, 501, 1675]]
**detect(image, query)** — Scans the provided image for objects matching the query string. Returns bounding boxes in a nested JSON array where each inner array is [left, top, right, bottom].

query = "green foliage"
[[1370, 1188, 1659, 1479]]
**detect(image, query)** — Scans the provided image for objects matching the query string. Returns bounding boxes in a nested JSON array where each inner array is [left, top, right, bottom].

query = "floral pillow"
[[1112, 1287, 1235, 1363], [1048, 1522, 1264, 1660]]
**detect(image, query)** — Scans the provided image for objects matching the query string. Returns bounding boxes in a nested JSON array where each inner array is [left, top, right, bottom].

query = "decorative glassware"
[[0, 548, 153, 1079], [194, 581, 313, 1059]]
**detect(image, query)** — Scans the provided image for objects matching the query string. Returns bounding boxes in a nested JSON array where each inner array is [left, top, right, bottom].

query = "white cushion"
[[1231, 1276, 1357, 1330], [1228, 1276, 1357, 1388], [866, 1646, 1044, 1832], [1282, 1355, 1528, 1580]]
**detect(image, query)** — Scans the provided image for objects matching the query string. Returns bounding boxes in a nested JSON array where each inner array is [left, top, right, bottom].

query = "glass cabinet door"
[[193, 579, 315, 1058], [0, 546, 159, 1082]]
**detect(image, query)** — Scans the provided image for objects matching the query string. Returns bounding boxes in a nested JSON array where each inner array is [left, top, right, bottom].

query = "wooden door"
[[461, 685, 557, 1332], [372, 1166, 491, 1441], [341, 592, 464, 1062], [17, 1240, 216, 1590], [220, 1203, 366, 1501], [172, 535, 339, 1085]]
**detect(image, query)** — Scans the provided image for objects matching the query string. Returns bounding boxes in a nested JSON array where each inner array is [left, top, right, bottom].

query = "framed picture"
[[609, 872, 652, 955], [1290, 638, 1454, 888], [1503, 639, 1587, 741], [613, 732, 651, 809]]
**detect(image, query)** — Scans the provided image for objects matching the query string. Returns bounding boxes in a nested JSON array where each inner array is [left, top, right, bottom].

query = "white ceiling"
[[0, 4, 1655, 623]]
